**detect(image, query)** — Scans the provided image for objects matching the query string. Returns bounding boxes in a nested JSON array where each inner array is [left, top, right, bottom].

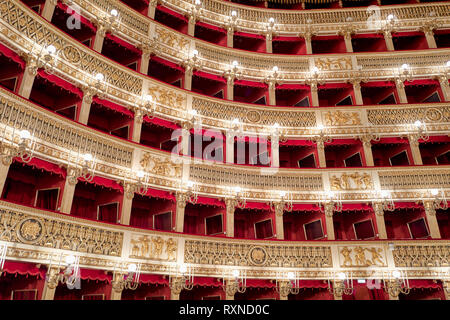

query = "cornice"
[[1, 200, 449, 280]]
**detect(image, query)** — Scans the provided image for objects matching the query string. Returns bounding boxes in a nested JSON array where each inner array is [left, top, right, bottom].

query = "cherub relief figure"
[[166, 238, 177, 261], [365, 248, 385, 266], [354, 247, 368, 266], [341, 247, 353, 266]]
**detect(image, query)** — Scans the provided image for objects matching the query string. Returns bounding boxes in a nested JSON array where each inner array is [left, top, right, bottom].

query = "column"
[[274, 203, 284, 240], [132, 110, 144, 143], [361, 137, 375, 167], [268, 82, 276, 106], [226, 131, 234, 164], [0, 158, 11, 196], [188, 17, 196, 37], [304, 34, 313, 54], [423, 201, 442, 239], [226, 76, 234, 100], [383, 30, 395, 51], [271, 135, 279, 167], [438, 76, 450, 101], [77, 89, 94, 125], [120, 184, 135, 225], [324, 202, 335, 240], [225, 198, 236, 238], [352, 80, 363, 105], [316, 140, 327, 168], [41, 0, 57, 21], [60, 170, 77, 214], [175, 192, 187, 232], [343, 32, 353, 53], [17, 64, 37, 99], [443, 281, 450, 300], [373, 202, 387, 239], [148, 0, 157, 19], [395, 79, 408, 103], [408, 135, 423, 165], [93, 26, 106, 53], [184, 67, 193, 91], [139, 50, 151, 75], [181, 126, 191, 156], [266, 34, 273, 54], [310, 82, 319, 107], [227, 28, 234, 48], [41, 267, 58, 300], [423, 29, 437, 49]]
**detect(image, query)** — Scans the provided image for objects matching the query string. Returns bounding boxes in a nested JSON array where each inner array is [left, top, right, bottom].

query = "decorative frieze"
[[393, 245, 449, 268]]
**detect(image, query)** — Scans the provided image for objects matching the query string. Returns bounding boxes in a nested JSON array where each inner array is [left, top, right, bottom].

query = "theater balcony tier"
[[0, 200, 449, 300]]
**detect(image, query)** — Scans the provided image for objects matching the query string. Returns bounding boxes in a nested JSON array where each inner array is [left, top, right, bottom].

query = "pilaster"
[[423, 201, 441, 239]]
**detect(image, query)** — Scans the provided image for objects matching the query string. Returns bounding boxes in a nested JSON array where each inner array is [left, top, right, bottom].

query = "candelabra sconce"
[[269, 191, 293, 213], [411, 120, 429, 141], [320, 191, 343, 212], [223, 269, 247, 294], [313, 125, 332, 144], [230, 118, 243, 136], [27, 43, 58, 75], [429, 189, 448, 210], [379, 190, 395, 212], [141, 94, 156, 120], [397, 63, 413, 82], [113, 263, 141, 291], [231, 186, 246, 209], [384, 13, 398, 29], [189, 0, 202, 18], [276, 271, 301, 296], [15, 130, 35, 163], [327, 272, 354, 297], [135, 170, 149, 196], [47, 254, 81, 287], [79, 153, 95, 183], [382, 270, 410, 298], [170, 264, 194, 291], [310, 66, 320, 81], [184, 180, 198, 204], [0, 241, 7, 275], [98, 9, 120, 35]]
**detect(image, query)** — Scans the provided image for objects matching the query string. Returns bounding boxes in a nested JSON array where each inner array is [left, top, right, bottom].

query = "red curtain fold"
[[361, 81, 395, 88], [3, 179, 35, 204], [105, 33, 142, 55], [273, 36, 304, 42], [195, 196, 225, 208], [193, 70, 226, 84], [373, 137, 409, 145], [245, 279, 276, 288], [421, 135, 450, 143], [276, 83, 310, 90], [392, 31, 425, 37], [312, 35, 343, 41], [151, 56, 185, 72], [143, 187, 175, 201], [190, 128, 225, 140], [408, 280, 442, 289], [235, 136, 269, 144], [35, 188, 58, 211], [234, 79, 267, 89], [193, 277, 223, 287], [1, 261, 46, 279], [405, 79, 439, 86], [92, 96, 134, 118], [280, 139, 315, 146], [352, 33, 385, 39], [319, 82, 352, 90], [37, 70, 83, 98], [393, 202, 424, 209], [291, 203, 322, 211], [13, 157, 66, 178], [98, 203, 118, 223], [298, 280, 328, 288], [79, 268, 111, 283], [139, 274, 169, 285], [57, 2, 97, 33], [244, 202, 271, 210], [234, 31, 265, 40], [144, 116, 181, 130], [0, 42, 25, 69], [78, 176, 124, 193], [325, 138, 361, 145], [156, 5, 188, 22], [196, 21, 226, 34], [341, 203, 373, 212]]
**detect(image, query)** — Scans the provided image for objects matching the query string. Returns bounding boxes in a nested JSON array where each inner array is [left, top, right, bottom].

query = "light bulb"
[[287, 272, 295, 280], [357, 279, 366, 284], [273, 123, 279, 129], [446, 61, 450, 67], [328, 191, 335, 199], [83, 153, 93, 162], [65, 255, 76, 265], [20, 130, 31, 140], [231, 10, 237, 17], [46, 45, 56, 55], [272, 66, 278, 72], [311, 66, 319, 74], [144, 94, 152, 102], [110, 9, 118, 17], [232, 60, 238, 67], [137, 171, 145, 179], [195, 0, 201, 5], [337, 272, 346, 280], [279, 191, 286, 198], [317, 124, 324, 131], [127, 263, 137, 273], [387, 14, 395, 21], [234, 186, 242, 194], [192, 49, 198, 56], [401, 63, 410, 70], [95, 73, 104, 82], [179, 264, 188, 274], [414, 120, 422, 127], [430, 189, 439, 196], [269, 17, 275, 24], [232, 118, 239, 125], [189, 109, 197, 117], [232, 269, 240, 278], [187, 180, 194, 188], [380, 190, 389, 198], [392, 270, 401, 279]]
